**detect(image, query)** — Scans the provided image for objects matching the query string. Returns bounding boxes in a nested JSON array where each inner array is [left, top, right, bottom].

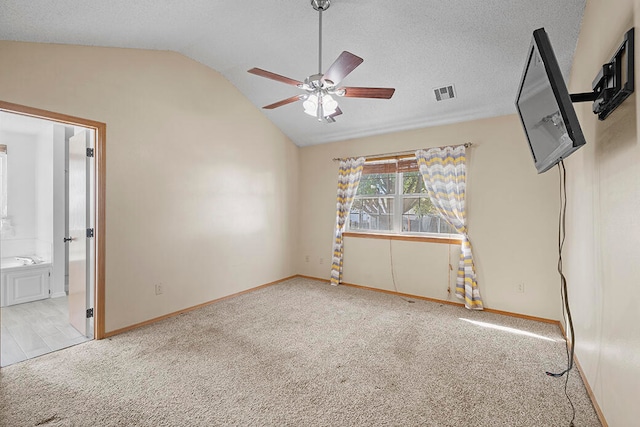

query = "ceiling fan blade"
[[341, 87, 396, 99], [322, 51, 364, 86], [248, 68, 303, 87], [263, 95, 304, 109]]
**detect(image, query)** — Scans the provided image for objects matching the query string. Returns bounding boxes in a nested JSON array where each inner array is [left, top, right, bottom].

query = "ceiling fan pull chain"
[[317, 92, 324, 121]]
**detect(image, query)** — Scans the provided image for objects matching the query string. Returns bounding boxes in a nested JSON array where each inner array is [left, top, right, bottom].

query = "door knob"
[[63, 237, 74, 242]]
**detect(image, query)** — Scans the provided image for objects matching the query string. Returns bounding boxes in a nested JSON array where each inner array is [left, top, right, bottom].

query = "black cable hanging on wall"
[[545, 160, 576, 427]]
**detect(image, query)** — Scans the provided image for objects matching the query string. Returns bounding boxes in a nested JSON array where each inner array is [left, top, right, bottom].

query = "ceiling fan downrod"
[[312, 0, 331, 74]]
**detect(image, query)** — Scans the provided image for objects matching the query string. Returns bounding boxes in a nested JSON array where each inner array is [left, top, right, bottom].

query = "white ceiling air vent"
[[433, 85, 456, 101]]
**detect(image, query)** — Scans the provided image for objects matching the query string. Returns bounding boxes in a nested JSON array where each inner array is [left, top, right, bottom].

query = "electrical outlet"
[[319, 258, 324, 265], [516, 283, 525, 293], [305, 255, 310, 263], [155, 284, 163, 295]]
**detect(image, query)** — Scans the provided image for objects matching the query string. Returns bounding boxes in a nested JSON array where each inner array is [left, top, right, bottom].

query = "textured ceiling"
[[0, 0, 586, 146]]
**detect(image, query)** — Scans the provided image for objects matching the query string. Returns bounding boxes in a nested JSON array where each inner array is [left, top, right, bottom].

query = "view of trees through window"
[[349, 167, 457, 235]]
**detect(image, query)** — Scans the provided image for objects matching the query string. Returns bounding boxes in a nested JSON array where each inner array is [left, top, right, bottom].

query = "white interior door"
[[67, 130, 89, 336]]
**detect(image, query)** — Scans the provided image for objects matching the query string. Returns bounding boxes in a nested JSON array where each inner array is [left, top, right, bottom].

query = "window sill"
[[342, 232, 462, 245]]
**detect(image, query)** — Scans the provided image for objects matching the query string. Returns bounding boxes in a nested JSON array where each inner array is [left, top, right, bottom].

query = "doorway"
[[0, 101, 106, 367]]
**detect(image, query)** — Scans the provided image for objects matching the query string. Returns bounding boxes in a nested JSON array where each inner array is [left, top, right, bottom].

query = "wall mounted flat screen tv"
[[515, 28, 586, 174]]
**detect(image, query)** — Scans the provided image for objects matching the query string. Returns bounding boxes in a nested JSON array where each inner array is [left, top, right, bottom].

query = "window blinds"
[[361, 157, 418, 174]]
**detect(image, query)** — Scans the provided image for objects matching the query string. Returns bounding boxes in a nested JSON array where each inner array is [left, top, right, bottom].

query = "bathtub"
[[1, 257, 52, 307]]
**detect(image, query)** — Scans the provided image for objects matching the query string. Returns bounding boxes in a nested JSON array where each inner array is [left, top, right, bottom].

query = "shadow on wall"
[[595, 92, 637, 159]]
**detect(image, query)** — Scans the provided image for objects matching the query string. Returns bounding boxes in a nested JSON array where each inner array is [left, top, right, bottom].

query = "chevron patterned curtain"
[[330, 157, 365, 286], [415, 146, 483, 310]]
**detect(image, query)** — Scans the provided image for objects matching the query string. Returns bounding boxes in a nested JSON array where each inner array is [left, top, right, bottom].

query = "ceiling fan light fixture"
[[303, 94, 319, 116], [322, 94, 338, 115], [304, 92, 339, 117]]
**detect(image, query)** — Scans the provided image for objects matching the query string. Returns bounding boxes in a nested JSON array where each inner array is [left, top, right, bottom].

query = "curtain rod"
[[331, 142, 472, 162]]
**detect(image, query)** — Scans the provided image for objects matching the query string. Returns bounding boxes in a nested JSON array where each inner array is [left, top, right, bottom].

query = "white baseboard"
[[50, 292, 67, 299]]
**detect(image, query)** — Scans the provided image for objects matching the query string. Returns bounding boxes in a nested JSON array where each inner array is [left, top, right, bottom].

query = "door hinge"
[[86, 148, 94, 157], [86, 308, 94, 318], [87, 228, 94, 238]]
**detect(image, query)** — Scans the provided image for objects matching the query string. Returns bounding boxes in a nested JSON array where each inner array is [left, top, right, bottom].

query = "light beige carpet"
[[0, 277, 600, 426]]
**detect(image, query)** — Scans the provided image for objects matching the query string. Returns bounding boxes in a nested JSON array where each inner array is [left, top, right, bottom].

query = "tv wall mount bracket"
[[570, 27, 634, 120]]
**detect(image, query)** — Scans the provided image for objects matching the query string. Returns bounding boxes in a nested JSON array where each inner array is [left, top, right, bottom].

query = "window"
[[348, 158, 457, 236]]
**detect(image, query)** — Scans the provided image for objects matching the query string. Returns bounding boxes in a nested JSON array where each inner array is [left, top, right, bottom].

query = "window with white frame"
[[348, 158, 458, 236]]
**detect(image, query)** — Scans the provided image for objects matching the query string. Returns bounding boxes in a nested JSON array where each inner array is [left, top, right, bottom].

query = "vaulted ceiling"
[[0, 0, 586, 146]]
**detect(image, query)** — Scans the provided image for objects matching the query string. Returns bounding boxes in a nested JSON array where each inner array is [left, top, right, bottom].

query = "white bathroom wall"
[[35, 124, 54, 261], [0, 131, 37, 258]]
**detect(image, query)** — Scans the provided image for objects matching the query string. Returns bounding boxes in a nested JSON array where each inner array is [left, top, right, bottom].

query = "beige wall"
[[0, 41, 299, 333], [6, 18, 636, 423], [298, 114, 562, 320], [565, 1, 640, 425]]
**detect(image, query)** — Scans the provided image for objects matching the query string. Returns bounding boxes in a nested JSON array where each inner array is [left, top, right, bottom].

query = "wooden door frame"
[[0, 100, 106, 340]]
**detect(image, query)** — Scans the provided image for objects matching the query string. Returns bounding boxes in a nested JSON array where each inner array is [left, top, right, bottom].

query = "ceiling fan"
[[248, 0, 395, 123]]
